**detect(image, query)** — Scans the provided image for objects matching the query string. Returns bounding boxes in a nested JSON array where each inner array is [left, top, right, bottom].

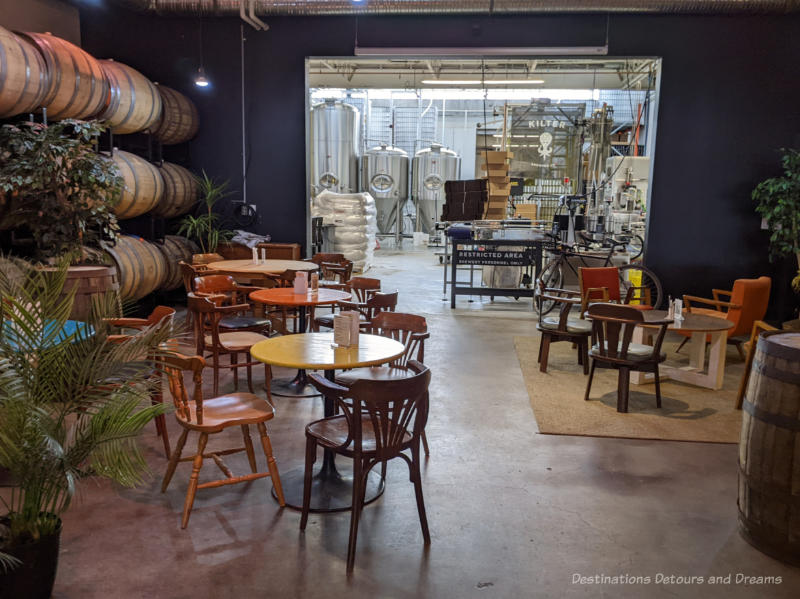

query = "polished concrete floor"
[[52, 247, 798, 598]]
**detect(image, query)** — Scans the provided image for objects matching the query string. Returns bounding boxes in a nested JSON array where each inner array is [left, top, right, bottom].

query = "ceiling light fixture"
[[355, 46, 607, 57], [194, 67, 210, 88], [422, 79, 545, 85]]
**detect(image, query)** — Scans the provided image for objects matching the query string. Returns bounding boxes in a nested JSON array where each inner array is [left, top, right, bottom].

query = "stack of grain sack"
[[311, 191, 377, 272]]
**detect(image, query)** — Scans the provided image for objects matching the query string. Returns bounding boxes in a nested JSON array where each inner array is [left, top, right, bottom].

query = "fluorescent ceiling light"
[[422, 79, 545, 85], [355, 46, 608, 57]]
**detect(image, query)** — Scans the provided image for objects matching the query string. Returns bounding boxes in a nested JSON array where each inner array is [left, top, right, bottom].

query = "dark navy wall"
[[79, 8, 800, 318]]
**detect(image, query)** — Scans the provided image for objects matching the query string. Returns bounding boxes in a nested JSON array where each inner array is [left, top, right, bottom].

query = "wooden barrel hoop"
[[0, 26, 49, 118], [738, 331, 800, 566], [111, 150, 164, 219], [19, 31, 107, 120]]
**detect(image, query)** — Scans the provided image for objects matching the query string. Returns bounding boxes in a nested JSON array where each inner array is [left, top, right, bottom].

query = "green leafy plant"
[[753, 148, 800, 292], [177, 171, 234, 255], [0, 120, 123, 262], [0, 257, 171, 571]]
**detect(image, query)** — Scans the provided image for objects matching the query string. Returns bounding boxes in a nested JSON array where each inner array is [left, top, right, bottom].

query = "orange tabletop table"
[[251, 332, 405, 511], [249, 288, 351, 397], [631, 309, 735, 389]]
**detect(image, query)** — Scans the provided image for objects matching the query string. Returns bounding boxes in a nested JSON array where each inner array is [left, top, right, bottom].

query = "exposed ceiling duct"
[[114, 1, 799, 16]]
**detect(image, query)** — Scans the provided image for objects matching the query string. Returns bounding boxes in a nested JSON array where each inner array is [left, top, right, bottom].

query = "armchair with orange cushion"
[[578, 266, 654, 314], [681, 276, 771, 359]]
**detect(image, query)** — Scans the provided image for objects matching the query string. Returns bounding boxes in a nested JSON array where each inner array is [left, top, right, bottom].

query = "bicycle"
[[577, 228, 644, 261], [534, 232, 663, 317]]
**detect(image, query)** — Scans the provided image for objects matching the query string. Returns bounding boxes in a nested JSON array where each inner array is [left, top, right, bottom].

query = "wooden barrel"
[[158, 235, 199, 290], [0, 26, 49, 118], [152, 85, 199, 145], [18, 31, 106, 120], [738, 331, 800, 566], [111, 150, 164, 219], [103, 235, 167, 301], [152, 162, 198, 218], [97, 59, 162, 134], [62, 266, 120, 321]]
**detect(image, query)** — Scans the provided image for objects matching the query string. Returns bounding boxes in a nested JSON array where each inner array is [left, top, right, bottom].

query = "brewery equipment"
[[310, 99, 360, 195], [360, 143, 409, 238], [411, 143, 461, 234]]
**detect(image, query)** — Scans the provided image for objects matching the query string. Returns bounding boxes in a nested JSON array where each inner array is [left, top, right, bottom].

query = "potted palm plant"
[[0, 257, 172, 599], [177, 171, 234, 264]]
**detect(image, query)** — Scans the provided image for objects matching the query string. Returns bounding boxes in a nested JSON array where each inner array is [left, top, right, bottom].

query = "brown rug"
[[514, 334, 744, 443]]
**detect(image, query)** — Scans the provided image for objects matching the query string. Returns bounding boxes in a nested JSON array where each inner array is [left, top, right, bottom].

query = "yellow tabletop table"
[[251, 332, 405, 512]]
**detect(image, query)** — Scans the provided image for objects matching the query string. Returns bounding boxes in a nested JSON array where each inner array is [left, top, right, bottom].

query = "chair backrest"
[[364, 290, 399, 320], [311, 361, 431, 459], [310, 253, 346, 266], [727, 276, 771, 337], [163, 352, 205, 424], [147, 305, 177, 328], [347, 277, 381, 302], [194, 274, 237, 295], [370, 312, 427, 366], [179, 261, 210, 294], [587, 303, 653, 361], [579, 267, 621, 305]]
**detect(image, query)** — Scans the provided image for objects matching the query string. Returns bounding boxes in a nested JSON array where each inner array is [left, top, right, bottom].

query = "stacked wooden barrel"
[[111, 150, 165, 219], [103, 235, 167, 301], [152, 162, 199, 218], [153, 85, 200, 145], [97, 59, 162, 134], [159, 235, 199, 290], [0, 26, 49, 118]]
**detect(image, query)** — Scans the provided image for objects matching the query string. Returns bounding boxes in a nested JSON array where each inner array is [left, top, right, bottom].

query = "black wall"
[[79, 7, 800, 318]]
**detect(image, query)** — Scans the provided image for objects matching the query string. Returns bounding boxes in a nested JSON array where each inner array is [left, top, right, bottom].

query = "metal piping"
[[116, 0, 799, 16]]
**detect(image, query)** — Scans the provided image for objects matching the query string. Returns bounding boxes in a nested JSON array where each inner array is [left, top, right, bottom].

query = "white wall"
[[0, 0, 80, 45]]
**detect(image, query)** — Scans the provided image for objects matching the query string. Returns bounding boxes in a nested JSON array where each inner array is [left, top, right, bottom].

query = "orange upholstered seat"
[[579, 266, 654, 312]]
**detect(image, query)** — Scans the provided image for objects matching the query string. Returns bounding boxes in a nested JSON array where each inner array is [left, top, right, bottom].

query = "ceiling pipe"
[[114, 0, 798, 16], [248, 0, 270, 29]]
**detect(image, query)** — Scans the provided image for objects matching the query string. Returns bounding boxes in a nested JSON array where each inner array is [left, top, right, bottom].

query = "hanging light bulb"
[[194, 67, 209, 88]]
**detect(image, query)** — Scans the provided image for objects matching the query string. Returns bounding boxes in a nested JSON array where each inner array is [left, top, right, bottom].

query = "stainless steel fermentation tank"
[[411, 143, 461, 234], [360, 143, 409, 236], [310, 100, 360, 195]]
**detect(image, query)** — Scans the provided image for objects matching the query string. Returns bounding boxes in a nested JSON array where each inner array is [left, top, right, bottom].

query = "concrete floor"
[[52, 247, 798, 598]]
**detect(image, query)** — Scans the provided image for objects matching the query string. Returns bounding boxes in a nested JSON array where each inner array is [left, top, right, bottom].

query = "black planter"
[[0, 516, 62, 599]]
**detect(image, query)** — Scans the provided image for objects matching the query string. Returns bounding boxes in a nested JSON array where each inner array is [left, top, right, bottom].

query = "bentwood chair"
[[307, 253, 353, 289], [302, 362, 432, 572], [106, 306, 176, 458], [584, 303, 671, 413], [179, 261, 212, 332], [193, 274, 273, 334], [313, 276, 382, 331], [335, 312, 432, 455], [681, 276, 771, 359], [535, 282, 591, 374], [161, 352, 285, 528], [188, 294, 272, 397]]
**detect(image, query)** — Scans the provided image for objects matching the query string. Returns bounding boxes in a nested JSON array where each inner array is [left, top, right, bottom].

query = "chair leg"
[[346, 459, 368, 573], [411, 441, 431, 544], [676, 337, 689, 353], [213, 352, 220, 396], [734, 340, 745, 361], [653, 364, 662, 409], [581, 339, 590, 375], [421, 430, 430, 456], [257, 422, 284, 507], [537, 335, 543, 363], [584, 360, 596, 401], [264, 364, 273, 403], [242, 425, 258, 473], [300, 435, 317, 530], [151, 383, 171, 459], [246, 361, 254, 393], [162, 429, 188, 492], [231, 353, 239, 391], [617, 367, 630, 413], [181, 433, 208, 529], [539, 334, 551, 373]]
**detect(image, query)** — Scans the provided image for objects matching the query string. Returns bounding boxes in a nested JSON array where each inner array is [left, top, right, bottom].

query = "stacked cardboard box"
[[481, 151, 513, 220], [441, 179, 488, 222]]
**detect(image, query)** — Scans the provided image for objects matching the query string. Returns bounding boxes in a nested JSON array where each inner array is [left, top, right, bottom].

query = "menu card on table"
[[333, 311, 361, 347]]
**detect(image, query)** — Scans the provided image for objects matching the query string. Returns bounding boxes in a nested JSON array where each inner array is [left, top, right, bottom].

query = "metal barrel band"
[[737, 464, 800, 504], [741, 397, 800, 432], [750, 355, 800, 385]]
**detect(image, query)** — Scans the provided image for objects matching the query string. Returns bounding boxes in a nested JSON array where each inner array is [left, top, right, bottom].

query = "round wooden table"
[[249, 288, 351, 397], [251, 332, 405, 512], [206, 259, 318, 276]]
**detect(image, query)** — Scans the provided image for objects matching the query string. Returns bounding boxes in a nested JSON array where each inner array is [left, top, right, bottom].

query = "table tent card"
[[333, 311, 361, 347]]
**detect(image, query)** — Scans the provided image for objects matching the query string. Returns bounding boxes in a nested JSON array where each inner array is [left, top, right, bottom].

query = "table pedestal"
[[270, 306, 321, 398]]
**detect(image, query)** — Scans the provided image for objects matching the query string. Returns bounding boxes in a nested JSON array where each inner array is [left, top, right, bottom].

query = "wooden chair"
[[106, 306, 176, 459], [736, 320, 778, 410], [578, 266, 653, 314], [256, 242, 301, 260], [187, 293, 272, 397], [536, 282, 591, 374], [307, 253, 353, 289], [160, 352, 285, 528], [313, 276, 381, 331], [681, 276, 771, 359], [335, 312, 432, 455], [584, 303, 671, 413], [193, 274, 272, 333], [340, 291, 399, 330], [301, 361, 431, 572], [179, 261, 212, 330]]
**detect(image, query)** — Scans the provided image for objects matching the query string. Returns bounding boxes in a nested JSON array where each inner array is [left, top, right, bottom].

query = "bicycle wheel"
[[535, 259, 563, 317], [617, 264, 663, 309], [624, 235, 644, 261]]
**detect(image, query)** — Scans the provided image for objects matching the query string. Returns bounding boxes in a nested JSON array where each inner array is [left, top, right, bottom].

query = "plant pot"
[[0, 516, 62, 599], [192, 252, 224, 265]]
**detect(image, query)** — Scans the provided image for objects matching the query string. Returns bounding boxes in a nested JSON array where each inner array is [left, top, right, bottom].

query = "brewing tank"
[[360, 143, 409, 235], [411, 143, 461, 234], [310, 100, 360, 195]]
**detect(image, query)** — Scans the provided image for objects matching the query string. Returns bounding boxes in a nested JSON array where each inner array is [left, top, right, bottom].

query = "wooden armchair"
[[584, 303, 671, 413], [160, 352, 284, 529], [313, 276, 381, 331], [302, 362, 431, 572], [736, 320, 778, 410], [578, 266, 653, 314], [338, 291, 399, 330], [536, 282, 591, 374], [193, 274, 272, 334], [307, 253, 353, 289], [187, 294, 272, 396], [681, 276, 771, 359]]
